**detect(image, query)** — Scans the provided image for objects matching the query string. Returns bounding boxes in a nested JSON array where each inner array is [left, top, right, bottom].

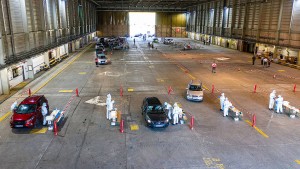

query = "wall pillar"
[[0, 68, 10, 94]]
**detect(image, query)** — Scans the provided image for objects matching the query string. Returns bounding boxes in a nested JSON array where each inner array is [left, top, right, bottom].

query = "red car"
[[10, 95, 49, 128]]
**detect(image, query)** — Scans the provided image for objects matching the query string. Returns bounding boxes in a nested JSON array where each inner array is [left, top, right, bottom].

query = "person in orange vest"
[[211, 61, 217, 73]]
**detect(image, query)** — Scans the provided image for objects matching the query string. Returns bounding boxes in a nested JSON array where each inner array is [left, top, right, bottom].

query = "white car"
[[95, 53, 108, 66], [186, 80, 204, 102], [164, 38, 174, 44]]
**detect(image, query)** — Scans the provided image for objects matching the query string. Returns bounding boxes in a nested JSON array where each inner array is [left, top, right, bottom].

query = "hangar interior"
[[0, 1, 300, 169], [0, 0, 299, 95]]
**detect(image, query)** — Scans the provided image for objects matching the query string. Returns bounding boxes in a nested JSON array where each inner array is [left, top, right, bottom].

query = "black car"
[[141, 97, 169, 128]]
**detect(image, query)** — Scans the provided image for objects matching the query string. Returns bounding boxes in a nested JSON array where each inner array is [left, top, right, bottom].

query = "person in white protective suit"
[[107, 100, 115, 119], [220, 93, 225, 111], [164, 102, 173, 120], [223, 98, 231, 117], [41, 103, 48, 125], [11, 101, 18, 112], [276, 95, 283, 113], [269, 90, 276, 110], [178, 107, 183, 119], [172, 103, 180, 125], [106, 94, 112, 119]]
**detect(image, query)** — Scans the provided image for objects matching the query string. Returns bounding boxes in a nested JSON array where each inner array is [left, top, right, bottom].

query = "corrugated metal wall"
[[155, 12, 187, 37], [97, 12, 129, 37], [96, 12, 187, 38], [187, 0, 300, 48], [0, 0, 97, 66]]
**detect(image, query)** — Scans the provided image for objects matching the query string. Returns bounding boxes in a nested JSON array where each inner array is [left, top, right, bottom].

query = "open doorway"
[[129, 12, 155, 38]]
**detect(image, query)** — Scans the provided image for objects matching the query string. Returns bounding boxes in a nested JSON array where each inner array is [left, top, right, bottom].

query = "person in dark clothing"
[[252, 55, 256, 65], [268, 58, 271, 67]]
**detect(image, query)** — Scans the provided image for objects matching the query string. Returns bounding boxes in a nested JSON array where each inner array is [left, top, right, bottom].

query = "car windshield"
[[189, 85, 202, 91], [16, 104, 36, 114], [147, 105, 164, 114]]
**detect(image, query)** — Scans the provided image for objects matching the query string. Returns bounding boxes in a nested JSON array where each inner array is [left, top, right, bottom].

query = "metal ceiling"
[[94, 0, 207, 12]]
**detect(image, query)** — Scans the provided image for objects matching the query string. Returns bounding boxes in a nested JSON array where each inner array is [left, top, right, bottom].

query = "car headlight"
[[146, 116, 151, 123], [25, 116, 35, 124], [165, 118, 169, 123]]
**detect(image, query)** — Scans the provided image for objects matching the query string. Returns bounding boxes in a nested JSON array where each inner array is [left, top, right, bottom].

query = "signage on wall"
[[176, 28, 180, 33]]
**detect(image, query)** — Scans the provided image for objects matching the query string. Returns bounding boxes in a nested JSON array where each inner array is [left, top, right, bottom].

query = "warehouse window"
[[12, 67, 23, 78]]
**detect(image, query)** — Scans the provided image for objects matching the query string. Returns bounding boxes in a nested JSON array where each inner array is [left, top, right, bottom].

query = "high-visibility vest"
[[212, 63, 217, 68]]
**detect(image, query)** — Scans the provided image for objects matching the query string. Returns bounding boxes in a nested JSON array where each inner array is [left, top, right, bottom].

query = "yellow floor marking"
[[278, 70, 285, 72], [295, 160, 300, 164], [176, 64, 187, 72], [130, 124, 139, 131], [128, 88, 134, 92], [245, 120, 269, 138], [203, 158, 225, 169], [79, 72, 87, 75], [245, 120, 252, 125], [156, 79, 164, 82], [30, 127, 48, 134], [203, 85, 209, 90], [187, 73, 196, 80], [0, 112, 12, 122], [59, 90, 73, 93]]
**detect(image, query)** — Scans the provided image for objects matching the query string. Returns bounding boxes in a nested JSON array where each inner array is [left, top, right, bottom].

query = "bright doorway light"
[[129, 12, 155, 37]]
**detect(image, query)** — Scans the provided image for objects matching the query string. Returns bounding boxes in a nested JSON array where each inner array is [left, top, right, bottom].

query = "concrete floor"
[[0, 37, 300, 169]]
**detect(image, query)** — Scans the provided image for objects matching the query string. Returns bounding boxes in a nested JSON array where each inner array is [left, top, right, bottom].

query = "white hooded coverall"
[[41, 103, 48, 125], [223, 99, 231, 117], [165, 102, 173, 120], [172, 104, 180, 124], [11, 101, 18, 112], [269, 91, 276, 110], [276, 96, 283, 113], [220, 93, 225, 111], [106, 94, 112, 119], [107, 100, 115, 119]]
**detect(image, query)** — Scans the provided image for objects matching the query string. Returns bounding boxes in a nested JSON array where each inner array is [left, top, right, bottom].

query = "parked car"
[[141, 97, 169, 128], [148, 34, 155, 38], [95, 53, 108, 66], [183, 43, 192, 50], [10, 95, 49, 128], [153, 38, 159, 43], [134, 33, 143, 37], [96, 48, 105, 55], [95, 43, 105, 50], [164, 38, 174, 44], [186, 80, 204, 102]]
